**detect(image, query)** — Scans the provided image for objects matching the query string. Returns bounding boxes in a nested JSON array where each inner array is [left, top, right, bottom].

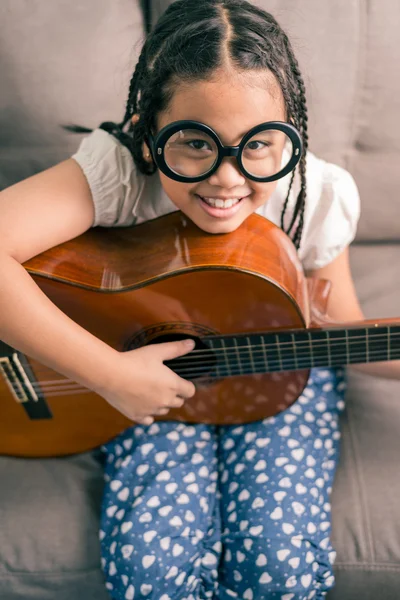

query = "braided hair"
[[101, 0, 309, 248]]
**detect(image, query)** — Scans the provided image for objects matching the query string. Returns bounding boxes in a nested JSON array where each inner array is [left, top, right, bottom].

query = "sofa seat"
[[328, 244, 400, 600]]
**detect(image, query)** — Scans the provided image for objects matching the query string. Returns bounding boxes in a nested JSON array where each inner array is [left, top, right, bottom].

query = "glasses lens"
[[163, 129, 218, 178], [241, 128, 295, 179]]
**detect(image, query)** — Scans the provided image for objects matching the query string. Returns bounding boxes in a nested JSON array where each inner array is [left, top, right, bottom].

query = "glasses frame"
[[147, 120, 303, 183]]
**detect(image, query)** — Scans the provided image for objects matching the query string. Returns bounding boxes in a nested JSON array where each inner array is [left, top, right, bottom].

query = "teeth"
[[202, 197, 241, 208]]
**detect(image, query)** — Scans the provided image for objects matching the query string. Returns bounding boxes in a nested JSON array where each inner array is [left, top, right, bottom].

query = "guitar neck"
[[203, 322, 400, 376]]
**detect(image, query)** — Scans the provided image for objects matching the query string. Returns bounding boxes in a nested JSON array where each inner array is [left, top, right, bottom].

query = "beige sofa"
[[1, 1, 399, 598]]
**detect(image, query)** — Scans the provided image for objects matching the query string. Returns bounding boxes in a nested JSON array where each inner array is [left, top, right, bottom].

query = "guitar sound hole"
[[149, 334, 216, 380]]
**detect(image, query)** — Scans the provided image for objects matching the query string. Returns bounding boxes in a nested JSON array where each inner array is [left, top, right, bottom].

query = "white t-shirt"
[[72, 128, 360, 271]]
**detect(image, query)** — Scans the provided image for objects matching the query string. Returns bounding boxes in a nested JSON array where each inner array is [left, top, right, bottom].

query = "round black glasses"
[[147, 120, 302, 183]]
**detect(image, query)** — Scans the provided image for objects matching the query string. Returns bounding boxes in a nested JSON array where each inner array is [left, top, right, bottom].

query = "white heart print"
[[142, 555, 156, 569]]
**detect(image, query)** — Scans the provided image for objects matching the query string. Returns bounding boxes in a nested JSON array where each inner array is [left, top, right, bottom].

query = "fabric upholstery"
[[0, 451, 108, 599], [0, 0, 144, 190], [327, 244, 400, 599]]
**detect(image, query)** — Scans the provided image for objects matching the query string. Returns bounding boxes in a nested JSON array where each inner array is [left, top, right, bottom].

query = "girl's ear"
[[131, 115, 153, 163], [143, 146, 152, 162], [131, 114, 140, 125], [142, 141, 152, 163]]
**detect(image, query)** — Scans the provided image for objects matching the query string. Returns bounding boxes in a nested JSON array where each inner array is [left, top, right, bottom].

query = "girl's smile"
[[196, 192, 249, 219]]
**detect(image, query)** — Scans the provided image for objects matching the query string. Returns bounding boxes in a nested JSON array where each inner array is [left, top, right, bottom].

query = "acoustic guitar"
[[1, 212, 399, 457]]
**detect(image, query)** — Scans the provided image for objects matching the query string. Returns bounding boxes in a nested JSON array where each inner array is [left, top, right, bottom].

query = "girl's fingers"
[[156, 408, 170, 416], [180, 380, 196, 399], [136, 416, 154, 426]]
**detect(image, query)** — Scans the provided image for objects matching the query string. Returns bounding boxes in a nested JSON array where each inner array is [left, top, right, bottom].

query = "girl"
[[0, 0, 399, 598]]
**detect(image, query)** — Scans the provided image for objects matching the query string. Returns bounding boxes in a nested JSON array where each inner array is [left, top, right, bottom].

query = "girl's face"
[[155, 69, 287, 234]]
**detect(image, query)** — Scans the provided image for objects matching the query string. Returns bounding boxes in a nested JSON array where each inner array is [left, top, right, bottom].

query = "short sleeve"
[[261, 151, 361, 271], [298, 154, 361, 270], [71, 128, 145, 227]]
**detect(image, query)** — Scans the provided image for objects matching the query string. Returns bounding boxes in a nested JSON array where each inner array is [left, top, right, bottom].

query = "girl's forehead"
[[158, 69, 286, 143]]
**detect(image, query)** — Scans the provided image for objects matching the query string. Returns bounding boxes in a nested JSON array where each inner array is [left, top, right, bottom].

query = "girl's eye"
[[187, 139, 212, 151], [245, 140, 271, 151]]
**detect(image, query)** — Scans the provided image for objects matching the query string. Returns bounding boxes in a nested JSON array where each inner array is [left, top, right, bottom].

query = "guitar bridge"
[[0, 348, 52, 419], [0, 354, 38, 404]]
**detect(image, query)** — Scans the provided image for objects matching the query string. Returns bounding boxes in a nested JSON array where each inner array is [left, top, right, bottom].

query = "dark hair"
[[103, 0, 309, 248]]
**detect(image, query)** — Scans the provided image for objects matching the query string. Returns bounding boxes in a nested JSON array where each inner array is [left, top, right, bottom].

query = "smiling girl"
[[1, 1, 399, 598]]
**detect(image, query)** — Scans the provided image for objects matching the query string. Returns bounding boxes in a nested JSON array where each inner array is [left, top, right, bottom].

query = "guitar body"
[[0, 213, 333, 456]]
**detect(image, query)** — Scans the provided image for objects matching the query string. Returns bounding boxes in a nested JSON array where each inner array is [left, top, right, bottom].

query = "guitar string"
[[28, 327, 400, 381], [22, 347, 400, 394], [26, 329, 400, 380], [27, 389, 93, 398], [28, 338, 400, 385], [17, 324, 400, 371], [6, 331, 400, 393]]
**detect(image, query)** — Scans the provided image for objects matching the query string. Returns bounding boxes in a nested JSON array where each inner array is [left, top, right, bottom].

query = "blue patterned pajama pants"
[[100, 368, 346, 600]]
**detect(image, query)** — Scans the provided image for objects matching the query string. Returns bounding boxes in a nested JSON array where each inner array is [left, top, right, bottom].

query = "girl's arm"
[[0, 159, 112, 387], [306, 246, 400, 380], [0, 160, 194, 423]]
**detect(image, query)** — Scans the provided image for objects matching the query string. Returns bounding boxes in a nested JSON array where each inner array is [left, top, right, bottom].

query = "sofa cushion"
[[0, 0, 144, 190], [328, 244, 400, 599], [0, 450, 109, 600], [349, 244, 400, 318], [329, 371, 400, 600]]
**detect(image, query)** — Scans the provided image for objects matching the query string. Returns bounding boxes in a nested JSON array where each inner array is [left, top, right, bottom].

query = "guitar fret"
[[368, 325, 386, 364], [326, 331, 331, 366], [275, 333, 283, 372], [261, 336, 269, 372], [328, 329, 347, 366], [285, 330, 309, 369], [220, 338, 232, 376], [348, 328, 367, 364], [291, 333, 298, 370], [246, 336, 256, 373], [260, 334, 280, 373], [233, 338, 243, 375], [211, 338, 222, 378], [308, 331, 314, 368]]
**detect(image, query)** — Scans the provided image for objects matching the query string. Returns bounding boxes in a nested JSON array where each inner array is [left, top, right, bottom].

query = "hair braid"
[[280, 169, 296, 230], [258, 49, 307, 249], [266, 65, 299, 231], [281, 36, 309, 247], [121, 45, 149, 127], [96, 43, 158, 173]]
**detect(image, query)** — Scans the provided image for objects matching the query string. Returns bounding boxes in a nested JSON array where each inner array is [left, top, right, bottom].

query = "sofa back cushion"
[[0, 1, 144, 189]]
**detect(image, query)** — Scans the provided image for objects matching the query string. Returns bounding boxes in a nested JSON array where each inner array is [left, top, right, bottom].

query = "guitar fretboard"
[[207, 324, 400, 376], [168, 324, 400, 380]]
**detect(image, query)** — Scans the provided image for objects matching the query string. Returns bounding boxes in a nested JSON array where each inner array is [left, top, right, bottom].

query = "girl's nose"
[[207, 157, 247, 188]]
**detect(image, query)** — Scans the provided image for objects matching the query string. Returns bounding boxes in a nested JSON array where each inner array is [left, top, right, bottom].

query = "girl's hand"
[[93, 340, 196, 425]]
